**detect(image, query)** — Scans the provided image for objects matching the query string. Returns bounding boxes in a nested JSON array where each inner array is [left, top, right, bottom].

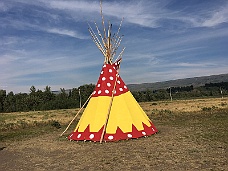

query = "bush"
[[50, 120, 61, 129], [202, 107, 212, 111]]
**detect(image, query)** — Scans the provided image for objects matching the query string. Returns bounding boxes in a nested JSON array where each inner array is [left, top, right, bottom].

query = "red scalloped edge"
[[68, 122, 157, 142]]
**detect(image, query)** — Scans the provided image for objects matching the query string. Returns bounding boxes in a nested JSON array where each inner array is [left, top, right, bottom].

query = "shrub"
[[221, 102, 227, 106], [50, 120, 61, 129], [202, 107, 212, 111]]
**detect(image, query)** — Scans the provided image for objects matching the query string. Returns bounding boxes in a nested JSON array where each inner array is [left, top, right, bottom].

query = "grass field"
[[0, 97, 227, 170]]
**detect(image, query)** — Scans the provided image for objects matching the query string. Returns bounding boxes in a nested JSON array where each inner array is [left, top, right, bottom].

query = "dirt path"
[[0, 123, 226, 171]]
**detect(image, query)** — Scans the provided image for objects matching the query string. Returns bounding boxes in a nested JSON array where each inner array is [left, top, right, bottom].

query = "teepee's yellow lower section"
[[75, 91, 151, 133], [69, 91, 157, 142]]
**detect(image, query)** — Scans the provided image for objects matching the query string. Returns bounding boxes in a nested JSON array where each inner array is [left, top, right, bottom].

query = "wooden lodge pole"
[[60, 93, 93, 137], [99, 70, 119, 143]]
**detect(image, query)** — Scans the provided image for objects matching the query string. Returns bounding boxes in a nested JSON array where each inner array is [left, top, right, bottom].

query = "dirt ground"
[[0, 123, 226, 170], [0, 97, 227, 171]]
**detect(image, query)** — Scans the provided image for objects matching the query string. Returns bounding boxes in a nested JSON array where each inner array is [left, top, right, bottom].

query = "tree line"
[[0, 82, 227, 113], [132, 82, 228, 102], [0, 84, 95, 113]]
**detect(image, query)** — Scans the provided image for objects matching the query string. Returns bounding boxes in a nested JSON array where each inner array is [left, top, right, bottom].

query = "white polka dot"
[[110, 76, 114, 80], [142, 132, 146, 135], [77, 134, 81, 138], [98, 90, 101, 94], [101, 71, 103, 74], [152, 128, 155, 132], [105, 90, 109, 94], [109, 69, 112, 73], [103, 64, 106, 68], [102, 77, 106, 81], [97, 84, 100, 87], [115, 63, 117, 65], [114, 90, 116, 94], [124, 85, 127, 89], [89, 134, 94, 139], [119, 88, 123, 91], [107, 83, 111, 87], [117, 74, 119, 77], [93, 91, 96, 95], [108, 135, 114, 140], [117, 80, 121, 84], [127, 134, 132, 138]]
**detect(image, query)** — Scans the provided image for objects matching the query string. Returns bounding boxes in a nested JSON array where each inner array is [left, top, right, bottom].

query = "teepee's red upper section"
[[92, 60, 129, 97]]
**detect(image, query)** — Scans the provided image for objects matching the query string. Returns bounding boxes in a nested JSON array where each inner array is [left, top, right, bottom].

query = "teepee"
[[67, 1, 157, 142]]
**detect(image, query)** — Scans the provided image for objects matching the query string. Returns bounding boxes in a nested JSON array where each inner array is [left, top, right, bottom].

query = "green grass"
[[1, 99, 227, 171], [150, 108, 228, 144], [1, 102, 227, 144], [0, 120, 63, 142]]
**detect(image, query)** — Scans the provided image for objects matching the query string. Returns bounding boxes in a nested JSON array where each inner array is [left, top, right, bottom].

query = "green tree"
[[43, 86, 55, 101], [30, 85, 36, 94], [15, 93, 29, 112], [78, 84, 95, 105], [3, 91, 16, 112], [0, 90, 6, 112]]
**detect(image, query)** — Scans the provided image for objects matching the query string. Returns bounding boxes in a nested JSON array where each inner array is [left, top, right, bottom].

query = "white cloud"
[[0, 37, 18, 46], [201, 6, 228, 27], [0, 54, 22, 65], [46, 28, 89, 39], [1, 19, 88, 40], [0, 2, 7, 11], [123, 63, 228, 85], [5, 0, 228, 29], [1, 0, 228, 93], [164, 62, 217, 68], [45, 0, 98, 12]]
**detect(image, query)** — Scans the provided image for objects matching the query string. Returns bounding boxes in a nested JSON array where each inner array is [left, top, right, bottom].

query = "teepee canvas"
[[67, 1, 157, 142]]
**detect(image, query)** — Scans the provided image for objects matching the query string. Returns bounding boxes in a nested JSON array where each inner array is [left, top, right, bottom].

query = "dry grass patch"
[[0, 109, 81, 130], [0, 105, 227, 170], [0, 108, 83, 141], [141, 97, 228, 113], [0, 97, 227, 141]]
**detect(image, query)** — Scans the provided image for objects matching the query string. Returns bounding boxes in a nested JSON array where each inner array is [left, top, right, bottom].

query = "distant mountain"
[[52, 89, 71, 95], [127, 73, 228, 91], [52, 73, 228, 94]]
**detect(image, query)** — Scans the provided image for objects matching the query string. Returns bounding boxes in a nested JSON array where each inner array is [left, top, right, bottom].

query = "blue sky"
[[1, 0, 228, 93]]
